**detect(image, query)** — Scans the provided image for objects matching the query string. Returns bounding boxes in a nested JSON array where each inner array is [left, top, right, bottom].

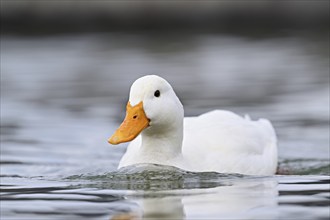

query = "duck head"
[[108, 75, 184, 145]]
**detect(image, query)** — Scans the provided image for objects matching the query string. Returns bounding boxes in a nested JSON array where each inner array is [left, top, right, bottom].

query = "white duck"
[[108, 75, 277, 175]]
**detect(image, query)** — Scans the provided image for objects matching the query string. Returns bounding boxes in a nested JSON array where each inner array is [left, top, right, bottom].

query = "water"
[[1, 33, 329, 219]]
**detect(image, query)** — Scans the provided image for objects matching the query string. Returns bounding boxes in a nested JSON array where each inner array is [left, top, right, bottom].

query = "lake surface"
[[1, 33, 329, 219]]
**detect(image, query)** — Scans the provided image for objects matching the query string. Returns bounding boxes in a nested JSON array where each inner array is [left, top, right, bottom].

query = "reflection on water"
[[126, 180, 278, 220], [1, 33, 329, 219], [1, 167, 329, 220]]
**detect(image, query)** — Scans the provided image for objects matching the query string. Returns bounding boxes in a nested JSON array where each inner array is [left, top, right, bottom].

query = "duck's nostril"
[[133, 115, 138, 119]]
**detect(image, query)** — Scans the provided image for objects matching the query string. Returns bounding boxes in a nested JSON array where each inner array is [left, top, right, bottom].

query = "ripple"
[[65, 164, 249, 191]]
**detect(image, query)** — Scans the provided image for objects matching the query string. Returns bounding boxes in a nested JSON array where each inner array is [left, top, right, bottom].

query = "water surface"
[[1, 33, 329, 219]]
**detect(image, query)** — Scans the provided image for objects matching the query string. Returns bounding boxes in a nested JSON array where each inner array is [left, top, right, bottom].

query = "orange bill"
[[108, 101, 150, 145]]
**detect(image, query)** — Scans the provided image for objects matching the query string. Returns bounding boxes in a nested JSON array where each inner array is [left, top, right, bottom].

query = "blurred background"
[[1, 1, 330, 219], [1, 0, 329, 175]]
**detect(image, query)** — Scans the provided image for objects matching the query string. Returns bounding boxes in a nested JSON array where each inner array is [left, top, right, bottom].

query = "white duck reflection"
[[111, 178, 278, 220]]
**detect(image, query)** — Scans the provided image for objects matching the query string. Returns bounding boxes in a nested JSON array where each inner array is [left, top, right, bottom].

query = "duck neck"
[[140, 120, 183, 161]]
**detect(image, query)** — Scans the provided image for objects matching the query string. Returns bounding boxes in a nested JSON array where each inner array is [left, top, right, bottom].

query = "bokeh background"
[[1, 0, 330, 176], [1, 1, 330, 219]]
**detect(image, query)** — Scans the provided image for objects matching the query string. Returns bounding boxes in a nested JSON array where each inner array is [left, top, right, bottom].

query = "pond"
[[1, 33, 329, 219]]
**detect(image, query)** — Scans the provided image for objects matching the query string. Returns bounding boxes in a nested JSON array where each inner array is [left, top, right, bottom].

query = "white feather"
[[117, 75, 278, 175]]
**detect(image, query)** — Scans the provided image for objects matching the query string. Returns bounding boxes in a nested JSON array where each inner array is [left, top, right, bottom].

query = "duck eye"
[[154, 90, 160, 97]]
